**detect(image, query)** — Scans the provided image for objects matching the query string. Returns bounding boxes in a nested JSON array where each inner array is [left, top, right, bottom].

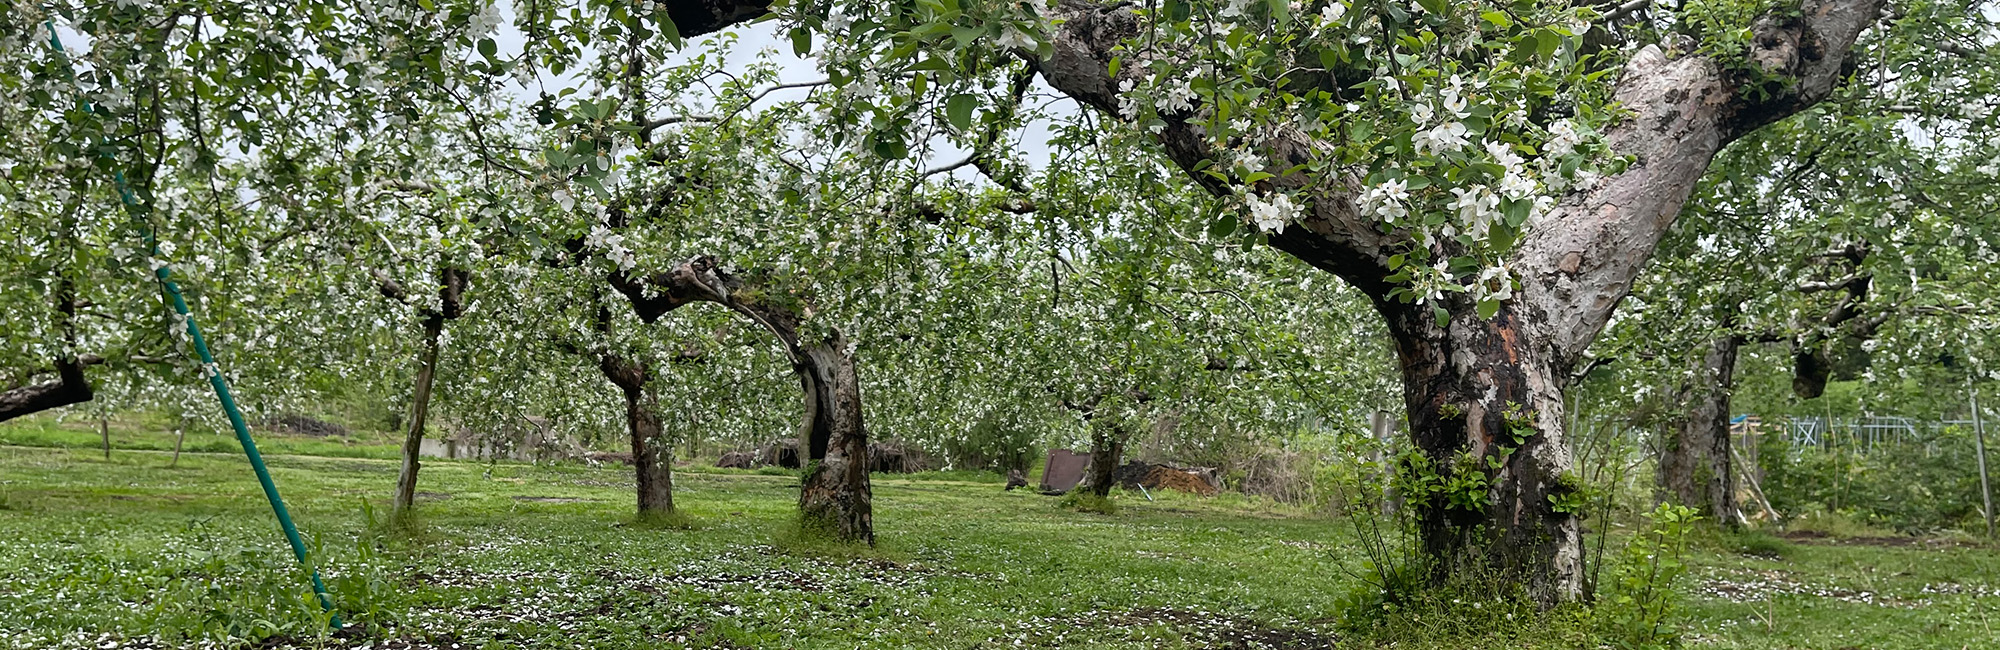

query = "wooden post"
[[98, 402, 110, 461], [1972, 387, 1993, 539]]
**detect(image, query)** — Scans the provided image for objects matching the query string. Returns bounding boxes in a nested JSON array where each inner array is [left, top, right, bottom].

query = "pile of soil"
[[715, 451, 756, 469], [1113, 461, 1220, 496]]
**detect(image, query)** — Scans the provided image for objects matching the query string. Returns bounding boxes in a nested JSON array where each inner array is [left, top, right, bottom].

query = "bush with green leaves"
[[1758, 425, 1988, 534], [1597, 503, 1700, 649]]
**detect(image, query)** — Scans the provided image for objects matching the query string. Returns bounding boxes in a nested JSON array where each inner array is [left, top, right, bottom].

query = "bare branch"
[[1599, 0, 1652, 23]]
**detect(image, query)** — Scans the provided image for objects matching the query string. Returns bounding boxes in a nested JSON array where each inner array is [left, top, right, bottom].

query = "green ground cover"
[[0, 441, 1996, 649]]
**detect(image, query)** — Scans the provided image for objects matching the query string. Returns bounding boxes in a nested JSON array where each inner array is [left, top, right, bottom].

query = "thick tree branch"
[[0, 357, 94, 423], [1516, 0, 1886, 367]]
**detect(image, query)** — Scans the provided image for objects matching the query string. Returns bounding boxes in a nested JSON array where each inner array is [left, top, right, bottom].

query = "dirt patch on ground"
[[1779, 530, 1969, 549]]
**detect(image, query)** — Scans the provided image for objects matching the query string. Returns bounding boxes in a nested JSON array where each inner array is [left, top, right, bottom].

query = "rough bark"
[[611, 257, 872, 543], [1, 277, 96, 423], [1026, 0, 1885, 604], [600, 354, 675, 516], [1662, 334, 1742, 526], [1086, 419, 1126, 498], [794, 338, 872, 542], [1382, 300, 1580, 600], [0, 357, 94, 423], [383, 267, 469, 517]]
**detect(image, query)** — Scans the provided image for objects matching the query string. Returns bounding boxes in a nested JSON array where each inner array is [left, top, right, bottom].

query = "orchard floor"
[[1, 444, 1997, 649]]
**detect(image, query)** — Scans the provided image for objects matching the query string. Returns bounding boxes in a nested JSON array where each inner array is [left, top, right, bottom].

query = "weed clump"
[[629, 510, 697, 530], [1056, 491, 1117, 514]]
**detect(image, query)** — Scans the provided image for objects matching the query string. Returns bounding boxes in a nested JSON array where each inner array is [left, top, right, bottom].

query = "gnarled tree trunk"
[[1383, 301, 1580, 599], [642, 0, 1884, 598], [795, 338, 872, 542], [600, 354, 675, 516], [1662, 334, 1742, 526], [1024, 0, 1883, 605], [612, 257, 872, 543]]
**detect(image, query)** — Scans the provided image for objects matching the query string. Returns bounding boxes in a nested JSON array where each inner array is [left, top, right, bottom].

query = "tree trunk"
[[98, 404, 111, 460], [1384, 301, 1581, 603], [611, 257, 872, 543], [600, 354, 675, 516], [1086, 419, 1124, 498], [392, 315, 445, 517], [1661, 334, 1741, 526], [795, 339, 873, 544], [632, 0, 1881, 590]]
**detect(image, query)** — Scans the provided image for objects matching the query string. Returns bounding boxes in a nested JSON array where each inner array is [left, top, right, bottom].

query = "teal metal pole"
[[43, 20, 339, 625]]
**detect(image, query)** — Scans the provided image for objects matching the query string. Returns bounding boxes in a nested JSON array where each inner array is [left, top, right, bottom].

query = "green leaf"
[[951, 26, 983, 49], [1165, 0, 1191, 22], [1433, 306, 1450, 328], [790, 27, 812, 56], [1477, 297, 1500, 320], [1536, 28, 1559, 60], [1416, 0, 1447, 16], [659, 14, 682, 46], [1480, 10, 1510, 28], [477, 38, 497, 58], [1208, 214, 1239, 238], [945, 94, 976, 131]]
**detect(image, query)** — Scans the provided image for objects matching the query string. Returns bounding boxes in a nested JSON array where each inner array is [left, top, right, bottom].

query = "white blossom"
[[1359, 178, 1410, 222], [1155, 81, 1196, 114], [1245, 192, 1298, 233], [1320, 1, 1348, 25], [1116, 78, 1141, 120], [824, 11, 851, 33], [1415, 121, 1469, 155], [466, 2, 505, 38], [997, 26, 1037, 51]]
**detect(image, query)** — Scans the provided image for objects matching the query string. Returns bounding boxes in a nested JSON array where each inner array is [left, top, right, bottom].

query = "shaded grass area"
[[0, 444, 1996, 649], [0, 413, 406, 460]]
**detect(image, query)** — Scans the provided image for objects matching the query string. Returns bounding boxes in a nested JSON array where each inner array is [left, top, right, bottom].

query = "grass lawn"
[[1, 441, 1997, 649]]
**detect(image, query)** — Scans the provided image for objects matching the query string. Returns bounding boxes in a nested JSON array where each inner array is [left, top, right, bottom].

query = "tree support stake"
[[43, 20, 339, 627]]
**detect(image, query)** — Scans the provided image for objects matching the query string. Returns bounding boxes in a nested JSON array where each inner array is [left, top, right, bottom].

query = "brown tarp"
[[1040, 449, 1091, 493]]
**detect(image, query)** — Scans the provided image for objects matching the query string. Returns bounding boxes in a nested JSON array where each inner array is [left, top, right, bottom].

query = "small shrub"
[[1056, 491, 1117, 514], [1598, 503, 1700, 649]]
